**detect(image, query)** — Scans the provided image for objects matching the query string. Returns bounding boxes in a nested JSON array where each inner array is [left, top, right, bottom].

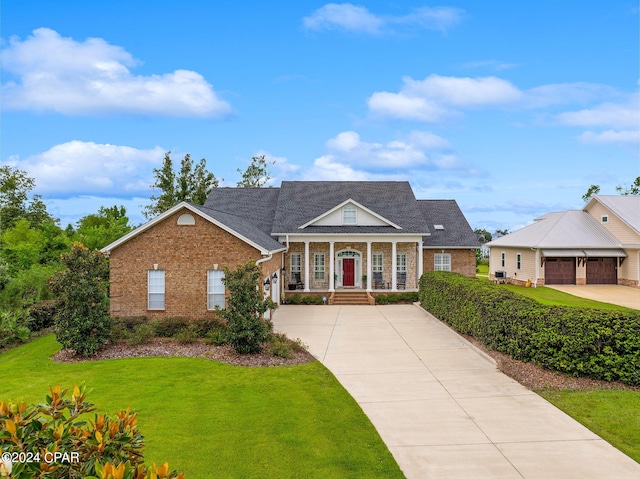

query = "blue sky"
[[1, 1, 638, 232]]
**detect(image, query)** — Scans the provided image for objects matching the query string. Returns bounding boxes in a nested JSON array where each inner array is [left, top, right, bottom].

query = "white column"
[[391, 241, 397, 291], [366, 242, 372, 291], [329, 241, 335, 292], [304, 241, 310, 292], [417, 240, 423, 284]]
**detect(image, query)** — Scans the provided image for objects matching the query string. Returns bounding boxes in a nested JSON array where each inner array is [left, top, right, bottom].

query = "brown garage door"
[[586, 258, 617, 284], [545, 258, 576, 285]]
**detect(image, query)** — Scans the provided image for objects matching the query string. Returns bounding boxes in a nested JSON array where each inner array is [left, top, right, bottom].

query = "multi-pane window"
[[434, 253, 451, 271], [516, 253, 522, 270], [290, 253, 301, 274], [501, 252, 506, 268], [207, 270, 225, 310], [314, 253, 325, 281], [372, 253, 383, 273], [396, 253, 407, 272], [343, 204, 357, 224], [148, 270, 165, 310]]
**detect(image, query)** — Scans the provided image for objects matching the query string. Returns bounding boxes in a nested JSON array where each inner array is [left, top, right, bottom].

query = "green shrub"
[[221, 262, 276, 354], [152, 317, 192, 338], [0, 385, 184, 479], [28, 299, 62, 332], [205, 327, 227, 346], [126, 322, 155, 345], [419, 272, 640, 386], [287, 294, 324, 305], [0, 310, 30, 348], [375, 292, 418, 304], [175, 325, 199, 344], [268, 333, 294, 358], [50, 244, 110, 356]]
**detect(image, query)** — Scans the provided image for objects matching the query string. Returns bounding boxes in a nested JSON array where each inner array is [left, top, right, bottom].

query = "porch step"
[[331, 291, 371, 305]]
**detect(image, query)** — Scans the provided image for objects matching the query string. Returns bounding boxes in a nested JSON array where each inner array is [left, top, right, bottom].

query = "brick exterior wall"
[[423, 249, 476, 277], [109, 207, 283, 319]]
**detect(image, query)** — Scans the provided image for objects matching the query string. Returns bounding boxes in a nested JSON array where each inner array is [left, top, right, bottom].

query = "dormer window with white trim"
[[343, 204, 357, 224]]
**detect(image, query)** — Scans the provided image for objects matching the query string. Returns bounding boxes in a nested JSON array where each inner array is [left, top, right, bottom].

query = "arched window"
[[177, 213, 196, 225]]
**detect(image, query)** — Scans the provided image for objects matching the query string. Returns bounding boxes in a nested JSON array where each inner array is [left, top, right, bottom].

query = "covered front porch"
[[280, 238, 423, 294]]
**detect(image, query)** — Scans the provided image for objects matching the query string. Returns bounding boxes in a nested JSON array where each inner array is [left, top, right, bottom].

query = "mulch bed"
[[53, 338, 315, 367]]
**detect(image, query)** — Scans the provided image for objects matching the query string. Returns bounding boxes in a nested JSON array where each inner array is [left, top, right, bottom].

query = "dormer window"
[[343, 204, 357, 224]]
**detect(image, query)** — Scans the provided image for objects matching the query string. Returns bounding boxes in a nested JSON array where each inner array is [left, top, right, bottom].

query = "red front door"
[[343, 259, 355, 286]]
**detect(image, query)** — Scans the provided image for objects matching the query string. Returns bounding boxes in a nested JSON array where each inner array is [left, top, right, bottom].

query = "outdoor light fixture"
[[264, 278, 271, 292], [272, 272, 278, 284]]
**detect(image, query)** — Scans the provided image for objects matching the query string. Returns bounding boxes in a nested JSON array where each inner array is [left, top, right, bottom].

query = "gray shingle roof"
[[272, 181, 430, 234], [418, 200, 480, 248]]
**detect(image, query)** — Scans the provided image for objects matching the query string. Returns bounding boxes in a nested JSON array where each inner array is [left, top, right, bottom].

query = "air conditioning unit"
[[494, 270, 506, 279]]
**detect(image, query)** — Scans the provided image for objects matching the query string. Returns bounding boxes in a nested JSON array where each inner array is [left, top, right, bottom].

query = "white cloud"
[[1, 28, 232, 117], [556, 95, 639, 128], [303, 4, 464, 34], [368, 74, 522, 122], [7, 141, 164, 196], [304, 4, 383, 34], [578, 130, 640, 144]]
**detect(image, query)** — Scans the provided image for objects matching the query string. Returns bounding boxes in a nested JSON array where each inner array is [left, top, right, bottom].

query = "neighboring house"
[[101, 181, 479, 318], [487, 195, 640, 288]]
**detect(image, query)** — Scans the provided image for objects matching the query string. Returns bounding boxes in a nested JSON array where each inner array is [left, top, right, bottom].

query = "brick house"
[[487, 195, 640, 287], [101, 181, 479, 318]]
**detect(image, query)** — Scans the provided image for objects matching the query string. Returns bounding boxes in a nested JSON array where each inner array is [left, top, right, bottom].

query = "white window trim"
[[372, 253, 383, 273], [148, 270, 165, 310], [207, 270, 225, 310], [314, 253, 325, 281], [290, 253, 301, 274], [516, 253, 522, 270], [396, 253, 407, 272], [434, 253, 451, 272], [343, 204, 357, 225], [501, 252, 506, 268], [601, 215, 608, 223]]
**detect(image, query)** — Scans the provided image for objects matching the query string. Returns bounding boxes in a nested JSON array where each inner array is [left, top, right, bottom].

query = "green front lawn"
[[501, 284, 634, 311], [539, 389, 640, 463], [0, 335, 405, 479]]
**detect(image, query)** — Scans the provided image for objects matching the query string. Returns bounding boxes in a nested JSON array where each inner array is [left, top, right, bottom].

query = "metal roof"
[[487, 210, 622, 249], [588, 195, 640, 234]]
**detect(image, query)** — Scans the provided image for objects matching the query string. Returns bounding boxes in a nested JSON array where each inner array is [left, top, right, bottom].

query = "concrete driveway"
[[273, 304, 640, 479], [547, 284, 640, 309]]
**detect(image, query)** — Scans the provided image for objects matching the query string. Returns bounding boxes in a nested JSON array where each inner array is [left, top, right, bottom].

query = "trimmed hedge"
[[419, 272, 640, 386], [374, 292, 419, 304]]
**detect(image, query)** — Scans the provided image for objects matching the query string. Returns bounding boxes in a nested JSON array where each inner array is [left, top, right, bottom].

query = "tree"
[[50, 243, 110, 356], [494, 229, 509, 236], [473, 228, 492, 243], [221, 261, 276, 354], [0, 166, 57, 231], [582, 176, 640, 202], [582, 184, 601, 202], [74, 205, 134, 250], [143, 152, 220, 219], [236, 155, 274, 188], [615, 176, 640, 196]]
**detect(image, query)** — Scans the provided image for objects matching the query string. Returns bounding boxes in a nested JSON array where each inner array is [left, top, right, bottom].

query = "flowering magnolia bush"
[[0, 385, 184, 479]]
